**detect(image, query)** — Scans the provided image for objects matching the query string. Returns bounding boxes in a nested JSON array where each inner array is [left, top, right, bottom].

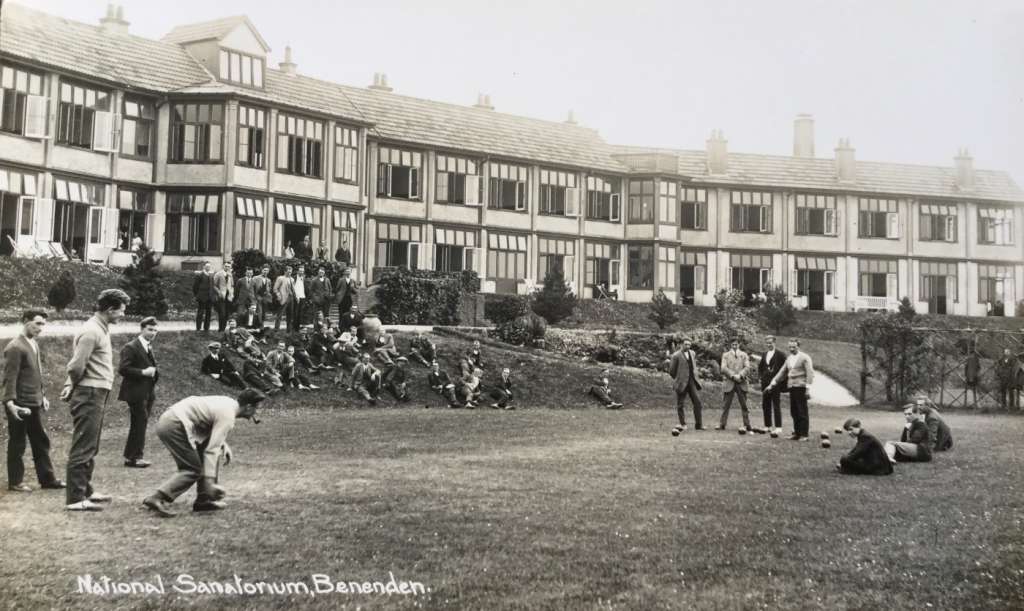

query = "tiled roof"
[[0, 3, 212, 93], [612, 145, 1024, 203], [162, 15, 270, 52], [1, 3, 1019, 200]]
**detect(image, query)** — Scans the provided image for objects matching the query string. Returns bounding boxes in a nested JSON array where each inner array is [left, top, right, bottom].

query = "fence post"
[[860, 334, 868, 404]]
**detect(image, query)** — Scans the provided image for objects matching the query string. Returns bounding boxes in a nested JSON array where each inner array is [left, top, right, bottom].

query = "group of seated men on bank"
[[836, 400, 955, 476], [200, 309, 515, 409]]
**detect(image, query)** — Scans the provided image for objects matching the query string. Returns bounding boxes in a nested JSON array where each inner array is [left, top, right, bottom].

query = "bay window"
[[120, 97, 154, 159], [627, 244, 653, 289], [627, 180, 654, 224], [237, 106, 266, 169], [276, 113, 323, 177]]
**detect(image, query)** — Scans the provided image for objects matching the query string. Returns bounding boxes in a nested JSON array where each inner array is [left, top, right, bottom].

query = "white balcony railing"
[[852, 296, 898, 312]]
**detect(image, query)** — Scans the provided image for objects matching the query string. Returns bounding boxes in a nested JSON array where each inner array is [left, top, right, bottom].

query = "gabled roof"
[[612, 145, 1024, 203], [162, 15, 271, 52], [0, 3, 212, 93]]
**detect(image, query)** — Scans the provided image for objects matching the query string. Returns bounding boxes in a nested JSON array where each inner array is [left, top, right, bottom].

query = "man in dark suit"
[[118, 317, 160, 468], [668, 337, 705, 435], [758, 335, 788, 436], [837, 418, 893, 476], [333, 266, 357, 323], [240, 304, 266, 340], [334, 238, 352, 267], [308, 267, 334, 321], [234, 267, 257, 315], [200, 342, 246, 389], [2, 310, 64, 492], [192, 262, 216, 332]]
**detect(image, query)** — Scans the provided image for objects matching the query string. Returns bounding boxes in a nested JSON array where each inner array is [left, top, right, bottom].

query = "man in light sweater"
[[142, 389, 266, 517], [61, 289, 130, 511], [765, 339, 814, 441]]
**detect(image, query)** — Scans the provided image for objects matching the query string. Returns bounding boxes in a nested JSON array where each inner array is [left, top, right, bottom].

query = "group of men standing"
[[668, 335, 814, 440], [192, 262, 357, 334]]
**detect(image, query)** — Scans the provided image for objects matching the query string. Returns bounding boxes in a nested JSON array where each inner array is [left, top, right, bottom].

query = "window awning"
[[276, 202, 320, 226], [859, 198, 898, 212], [538, 236, 573, 255], [118, 189, 154, 212], [921, 203, 954, 216], [167, 193, 220, 214], [681, 251, 707, 265], [55, 177, 103, 205], [435, 227, 477, 247], [235, 196, 264, 219], [795, 256, 837, 271], [488, 233, 528, 251], [730, 253, 772, 268], [332, 208, 358, 230], [978, 207, 1009, 219], [0, 168, 38, 195], [376, 221, 422, 243]]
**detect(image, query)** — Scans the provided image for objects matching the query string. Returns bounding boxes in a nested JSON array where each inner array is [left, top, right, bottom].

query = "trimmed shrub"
[[648, 289, 679, 330], [532, 268, 577, 324], [758, 284, 797, 334], [485, 294, 532, 326], [47, 270, 77, 312], [121, 247, 168, 317], [490, 311, 548, 346], [373, 267, 464, 325]]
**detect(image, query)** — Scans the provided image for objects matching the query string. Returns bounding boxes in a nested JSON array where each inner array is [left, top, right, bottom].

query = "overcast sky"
[[16, 0, 1024, 185]]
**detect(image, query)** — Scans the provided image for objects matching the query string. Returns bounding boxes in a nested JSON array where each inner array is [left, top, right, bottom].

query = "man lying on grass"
[[142, 389, 266, 518]]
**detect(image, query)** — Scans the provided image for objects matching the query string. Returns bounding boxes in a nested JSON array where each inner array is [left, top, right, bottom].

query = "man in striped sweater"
[[765, 339, 814, 441]]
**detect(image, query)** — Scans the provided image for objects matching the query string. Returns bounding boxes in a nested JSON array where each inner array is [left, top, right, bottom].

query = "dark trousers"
[[216, 298, 233, 332], [66, 386, 108, 504], [155, 416, 215, 502], [999, 386, 1019, 409], [720, 388, 751, 428], [195, 300, 213, 331], [123, 394, 154, 461], [790, 387, 809, 437], [675, 383, 703, 428], [6, 406, 57, 487], [291, 299, 307, 330], [589, 385, 616, 406], [489, 388, 512, 407], [762, 389, 782, 428]]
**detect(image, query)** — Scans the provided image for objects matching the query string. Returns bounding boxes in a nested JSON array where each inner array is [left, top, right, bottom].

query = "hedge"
[[372, 267, 478, 325]]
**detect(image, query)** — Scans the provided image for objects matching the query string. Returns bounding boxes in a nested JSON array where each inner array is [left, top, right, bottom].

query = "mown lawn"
[[0, 331, 1021, 610]]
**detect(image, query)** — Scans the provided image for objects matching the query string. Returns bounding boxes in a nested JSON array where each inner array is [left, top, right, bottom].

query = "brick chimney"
[[279, 46, 297, 76], [793, 114, 815, 158], [99, 3, 129, 35], [473, 93, 494, 110], [954, 148, 974, 191], [368, 73, 393, 92], [706, 129, 728, 175], [835, 138, 856, 182]]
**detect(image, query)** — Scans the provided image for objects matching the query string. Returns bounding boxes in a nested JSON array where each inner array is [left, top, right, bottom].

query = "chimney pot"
[[279, 45, 298, 75], [565, 110, 577, 125], [835, 138, 856, 182], [706, 129, 728, 175], [368, 72, 393, 92], [954, 148, 975, 190], [474, 93, 494, 110], [793, 114, 815, 158], [99, 3, 129, 35]]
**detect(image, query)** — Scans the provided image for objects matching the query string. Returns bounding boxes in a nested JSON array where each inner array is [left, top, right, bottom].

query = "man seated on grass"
[[200, 342, 246, 390], [457, 368, 483, 409], [286, 345, 320, 390], [486, 367, 515, 410], [223, 319, 263, 360], [373, 331, 401, 366], [142, 389, 266, 517], [918, 404, 953, 452], [427, 361, 459, 408], [349, 352, 382, 404], [289, 341, 322, 374], [382, 357, 411, 402], [332, 332, 362, 372], [587, 369, 623, 409], [884, 406, 932, 464], [264, 342, 296, 393], [466, 340, 485, 371], [242, 357, 280, 394], [836, 418, 893, 476], [408, 332, 437, 367], [240, 304, 266, 341], [339, 305, 364, 339]]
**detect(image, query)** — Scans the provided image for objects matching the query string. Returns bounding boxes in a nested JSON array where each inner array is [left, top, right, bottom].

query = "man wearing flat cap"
[[200, 342, 246, 389], [118, 316, 160, 468], [142, 390, 266, 517]]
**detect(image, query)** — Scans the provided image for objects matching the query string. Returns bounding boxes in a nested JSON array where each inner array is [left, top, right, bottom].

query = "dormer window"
[[219, 49, 264, 88]]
